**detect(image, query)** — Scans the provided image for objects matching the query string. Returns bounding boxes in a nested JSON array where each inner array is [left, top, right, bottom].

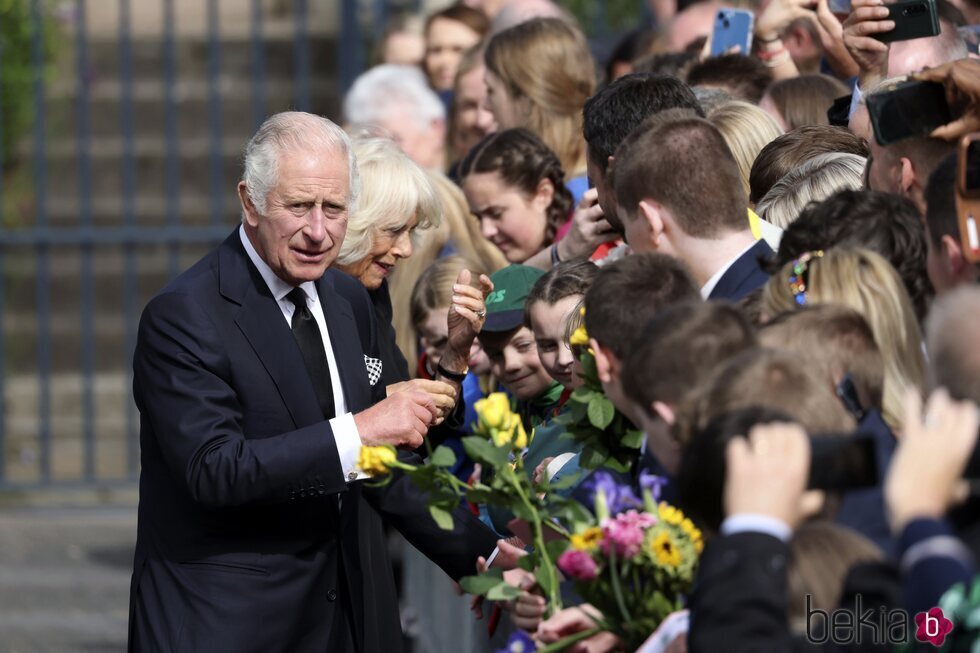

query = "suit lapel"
[[219, 234, 324, 429], [709, 239, 773, 301], [317, 274, 372, 414]]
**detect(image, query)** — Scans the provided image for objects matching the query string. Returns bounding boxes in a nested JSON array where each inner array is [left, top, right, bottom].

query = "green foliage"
[[557, 0, 645, 36]]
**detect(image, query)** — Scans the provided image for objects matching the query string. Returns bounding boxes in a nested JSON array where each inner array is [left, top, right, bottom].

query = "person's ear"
[[898, 156, 916, 196], [532, 177, 556, 212], [238, 181, 260, 227], [590, 338, 618, 383], [652, 401, 676, 426], [639, 199, 666, 248]]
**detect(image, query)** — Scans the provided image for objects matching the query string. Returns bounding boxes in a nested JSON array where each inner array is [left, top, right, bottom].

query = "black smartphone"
[[874, 0, 940, 42], [808, 435, 879, 491], [867, 79, 952, 146]]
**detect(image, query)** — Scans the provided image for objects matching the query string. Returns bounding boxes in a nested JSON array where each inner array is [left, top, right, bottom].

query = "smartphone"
[[867, 79, 952, 146], [710, 8, 754, 56], [829, 0, 852, 19], [874, 0, 940, 42], [956, 133, 980, 264]]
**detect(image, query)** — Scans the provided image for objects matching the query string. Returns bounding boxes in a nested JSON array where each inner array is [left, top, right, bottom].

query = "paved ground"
[[0, 501, 136, 653]]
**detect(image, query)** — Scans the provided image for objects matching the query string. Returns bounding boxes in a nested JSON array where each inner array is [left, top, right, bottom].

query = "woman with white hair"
[[336, 136, 491, 402], [755, 152, 867, 230]]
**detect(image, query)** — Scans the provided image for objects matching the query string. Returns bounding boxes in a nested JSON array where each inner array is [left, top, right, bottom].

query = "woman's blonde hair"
[[755, 152, 866, 229], [708, 100, 784, 197], [388, 171, 508, 368], [762, 248, 926, 432], [484, 17, 595, 176], [338, 136, 440, 266]]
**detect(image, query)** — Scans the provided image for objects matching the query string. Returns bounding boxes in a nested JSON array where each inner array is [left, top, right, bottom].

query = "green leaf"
[[459, 570, 504, 595], [621, 429, 644, 449], [462, 436, 510, 467], [486, 582, 524, 601], [429, 445, 457, 468], [428, 505, 455, 531], [535, 565, 556, 598], [570, 388, 596, 405], [578, 447, 609, 470], [587, 395, 616, 430]]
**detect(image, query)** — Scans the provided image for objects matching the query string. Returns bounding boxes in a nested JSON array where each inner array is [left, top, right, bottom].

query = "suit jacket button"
[[327, 589, 338, 602], [318, 486, 326, 496], [299, 489, 307, 498]]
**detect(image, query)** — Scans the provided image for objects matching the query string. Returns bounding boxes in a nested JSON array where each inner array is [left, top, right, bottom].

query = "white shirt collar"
[[700, 239, 759, 299], [239, 224, 318, 305]]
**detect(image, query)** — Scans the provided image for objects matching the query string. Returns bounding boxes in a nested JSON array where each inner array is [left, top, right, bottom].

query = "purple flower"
[[601, 513, 647, 558], [558, 549, 600, 581], [638, 471, 669, 503], [497, 630, 537, 653], [584, 471, 641, 515]]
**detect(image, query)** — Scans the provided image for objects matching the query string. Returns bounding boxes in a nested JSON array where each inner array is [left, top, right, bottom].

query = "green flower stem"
[[509, 469, 562, 617], [608, 548, 632, 624], [535, 627, 602, 653]]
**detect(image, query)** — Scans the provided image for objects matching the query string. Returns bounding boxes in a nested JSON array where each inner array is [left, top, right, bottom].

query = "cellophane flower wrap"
[[556, 472, 703, 651]]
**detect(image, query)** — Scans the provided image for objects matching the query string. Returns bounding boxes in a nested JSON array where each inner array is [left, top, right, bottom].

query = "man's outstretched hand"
[[354, 391, 438, 449]]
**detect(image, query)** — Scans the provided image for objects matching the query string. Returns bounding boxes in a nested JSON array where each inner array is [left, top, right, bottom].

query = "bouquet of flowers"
[[555, 473, 703, 651], [555, 310, 643, 472], [358, 392, 591, 615]]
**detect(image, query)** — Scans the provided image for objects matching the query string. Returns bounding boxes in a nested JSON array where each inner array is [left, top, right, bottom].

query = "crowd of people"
[[127, 0, 980, 650]]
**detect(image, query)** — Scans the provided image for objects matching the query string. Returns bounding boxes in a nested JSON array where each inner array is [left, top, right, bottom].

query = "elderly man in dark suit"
[[127, 112, 498, 652]]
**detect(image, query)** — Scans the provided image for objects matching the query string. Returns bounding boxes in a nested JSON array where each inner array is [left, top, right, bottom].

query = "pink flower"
[[601, 513, 646, 558], [558, 549, 599, 581], [618, 509, 657, 529]]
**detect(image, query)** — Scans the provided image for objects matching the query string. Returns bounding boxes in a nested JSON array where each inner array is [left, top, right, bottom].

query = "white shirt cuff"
[[720, 513, 792, 542], [331, 412, 368, 482]]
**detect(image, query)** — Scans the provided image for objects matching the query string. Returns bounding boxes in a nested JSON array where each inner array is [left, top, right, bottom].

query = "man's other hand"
[[386, 378, 458, 425], [354, 390, 438, 449]]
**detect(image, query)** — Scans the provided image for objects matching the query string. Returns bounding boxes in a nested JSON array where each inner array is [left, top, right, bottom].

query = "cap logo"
[[486, 289, 507, 306]]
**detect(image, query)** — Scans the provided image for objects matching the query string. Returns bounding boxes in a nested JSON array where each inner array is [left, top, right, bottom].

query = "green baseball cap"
[[483, 264, 546, 332]]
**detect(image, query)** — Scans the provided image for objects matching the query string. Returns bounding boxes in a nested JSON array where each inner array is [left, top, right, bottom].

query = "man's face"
[[587, 151, 622, 234], [241, 147, 349, 286], [379, 109, 446, 170]]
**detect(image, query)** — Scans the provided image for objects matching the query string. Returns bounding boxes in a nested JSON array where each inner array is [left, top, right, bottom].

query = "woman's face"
[[426, 18, 482, 92], [484, 69, 524, 129], [481, 326, 555, 400], [462, 171, 551, 263], [453, 65, 498, 158], [527, 295, 583, 389], [341, 213, 419, 290]]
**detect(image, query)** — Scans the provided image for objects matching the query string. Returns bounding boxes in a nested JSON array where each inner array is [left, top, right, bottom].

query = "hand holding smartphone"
[[710, 8, 754, 56], [873, 0, 940, 42], [956, 133, 980, 264]]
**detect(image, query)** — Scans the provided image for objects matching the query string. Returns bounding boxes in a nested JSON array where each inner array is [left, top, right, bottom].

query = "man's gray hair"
[[241, 111, 360, 217], [342, 64, 445, 130], [926, 285, 980, 404]]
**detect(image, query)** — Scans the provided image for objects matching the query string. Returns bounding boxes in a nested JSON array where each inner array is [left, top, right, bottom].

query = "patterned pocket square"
[[364, 355, 383, 386]]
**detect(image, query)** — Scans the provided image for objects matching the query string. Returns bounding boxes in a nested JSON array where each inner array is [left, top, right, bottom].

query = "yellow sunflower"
[[570, 527, 603, 552], [652, 531, 683, 567]]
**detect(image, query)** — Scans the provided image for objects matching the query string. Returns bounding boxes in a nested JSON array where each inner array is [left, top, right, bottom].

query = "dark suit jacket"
[[707, 239, 774, 302], [128, 231, 497, 653]]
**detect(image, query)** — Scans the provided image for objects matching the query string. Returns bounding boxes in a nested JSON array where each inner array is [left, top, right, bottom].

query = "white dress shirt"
[[239, 225, 367, 482]]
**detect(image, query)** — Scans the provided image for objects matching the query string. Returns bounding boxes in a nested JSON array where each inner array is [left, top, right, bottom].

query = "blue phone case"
[[710, 8, 754, 56]]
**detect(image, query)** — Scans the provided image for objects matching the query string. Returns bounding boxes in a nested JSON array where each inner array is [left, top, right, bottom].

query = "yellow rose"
[[476, 392, 510, 431], [570, 526, 603, 551], [358, 445, 397, 476], [512, 417, 528, 450], [568, 324, 590, 347]]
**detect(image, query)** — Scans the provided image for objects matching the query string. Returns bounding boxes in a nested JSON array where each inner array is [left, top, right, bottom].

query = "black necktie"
[[286, 288, 335, 420]]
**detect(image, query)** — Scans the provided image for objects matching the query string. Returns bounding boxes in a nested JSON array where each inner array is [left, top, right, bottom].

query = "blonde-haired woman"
[[337, 136, 492, 405], [755, 152, 866, 230], [484, 17, 595, 202], [709, 101, 784, 198], [762, 248, 926, 433]]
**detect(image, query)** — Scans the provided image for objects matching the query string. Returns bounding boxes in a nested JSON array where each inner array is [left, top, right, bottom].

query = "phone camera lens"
[[723, 18, 730, 26]]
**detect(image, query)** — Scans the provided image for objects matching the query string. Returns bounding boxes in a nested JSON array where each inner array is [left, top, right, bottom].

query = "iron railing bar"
[[207, 0, 224, 226], [163, 0, 181, 280], [250, 0, 266, 132], [0, 14, 7, 484], [339, 0, 361, 94], [76, 0, 96, 482], [32, 0, 52, 484], [294, 0, 310, 112], [119, 0, 139, 481]]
